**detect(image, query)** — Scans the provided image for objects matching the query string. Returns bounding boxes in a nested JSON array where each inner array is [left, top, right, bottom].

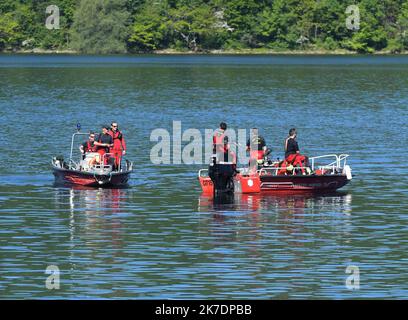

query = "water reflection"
[[198, 192, 352, 215], [197, 192, 353, 252], [54, 186, 128, 255]]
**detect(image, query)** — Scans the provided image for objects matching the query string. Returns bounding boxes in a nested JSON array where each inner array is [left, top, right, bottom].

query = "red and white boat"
[[198, 154, 352, 195], [52, 132, 133, 187]]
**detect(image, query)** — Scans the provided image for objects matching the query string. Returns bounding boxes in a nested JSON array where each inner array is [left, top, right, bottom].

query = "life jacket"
[[110, 130, 123, 141], [250, 150, 265, 161], [213, 129, 228, 154], [109, 129, 126, 151], [248, 135, 266, 160], [283, 154, 309, 175], [86, 140, 98, 152]]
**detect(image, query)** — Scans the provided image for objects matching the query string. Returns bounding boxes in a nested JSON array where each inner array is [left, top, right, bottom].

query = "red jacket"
[[108, 130, 126, 152], [212, 129, 228, 154], [84, 140, 98, 152]]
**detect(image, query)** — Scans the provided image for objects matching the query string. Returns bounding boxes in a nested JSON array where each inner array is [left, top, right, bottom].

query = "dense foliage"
[[1, 0, 408, 53]]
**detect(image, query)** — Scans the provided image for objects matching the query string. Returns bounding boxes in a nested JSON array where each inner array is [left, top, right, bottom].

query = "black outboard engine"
[[208, 155, 235, 195]]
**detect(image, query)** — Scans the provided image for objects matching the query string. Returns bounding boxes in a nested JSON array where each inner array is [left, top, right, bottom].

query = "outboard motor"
[[208, 155, 235, 195]]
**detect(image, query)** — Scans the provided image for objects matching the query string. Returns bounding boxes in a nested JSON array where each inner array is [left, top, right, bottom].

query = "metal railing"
[[199, 154, 350, 177], [198, 167, 247, 178], [69, 132, 89, 164], [92, 153, 114, 173], [258, 154, 349, 176], [68, 132, 127, 172], [309, 154, 349, 171]]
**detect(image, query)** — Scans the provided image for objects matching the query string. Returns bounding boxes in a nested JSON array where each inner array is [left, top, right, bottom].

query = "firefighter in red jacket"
[[79, 132, 101, 166], [212, 122, 236, 165], [108, 122, 126, 170], [213, 122, 228, 153], [213, 122, 228, 160]]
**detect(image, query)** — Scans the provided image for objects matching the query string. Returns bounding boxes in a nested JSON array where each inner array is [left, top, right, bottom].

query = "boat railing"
[[309, 154, 349, 170], [68, 132, 127, 172], [69, 159, 79, 170], [199, 154, 349, 177], [69, 132, 89, 164], [198, 167, 247, 178], [258, 154, 349, 176]]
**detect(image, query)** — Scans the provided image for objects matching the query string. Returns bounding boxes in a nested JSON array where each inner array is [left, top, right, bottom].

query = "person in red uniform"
[[94, 126, 113, 165], [108, 122, 126, 170], [212, 122, 227, 155], [284, 128, 310, 174], [212, 122, 236, 164]]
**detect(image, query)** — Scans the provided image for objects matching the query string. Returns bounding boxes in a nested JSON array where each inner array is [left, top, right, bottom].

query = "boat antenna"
[[76, 122, 81, 132]]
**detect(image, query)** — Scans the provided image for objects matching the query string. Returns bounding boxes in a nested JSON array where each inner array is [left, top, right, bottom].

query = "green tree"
[[126, 0, 146, 14], [128, 3, 168, 51], [254, 0, 299, 49], [312, 0, 348, 49], [223, 0, 267, 47], [390, 0, 408, 51], [70, 0, 130, 53], [166, 3, 227, 51], [0, 13, 20, 50], [1, 0, 408, 53], [342, 1, 388, 53]]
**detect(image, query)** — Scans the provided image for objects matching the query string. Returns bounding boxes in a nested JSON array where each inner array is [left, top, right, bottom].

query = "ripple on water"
[[1, 56, 408, 298]]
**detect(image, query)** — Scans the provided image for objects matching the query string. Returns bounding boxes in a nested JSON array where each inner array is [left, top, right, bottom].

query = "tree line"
[[1, 0, 408, 54]]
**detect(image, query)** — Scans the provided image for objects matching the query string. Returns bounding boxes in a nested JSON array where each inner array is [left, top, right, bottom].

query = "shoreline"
[[2, 48, 408, 55]]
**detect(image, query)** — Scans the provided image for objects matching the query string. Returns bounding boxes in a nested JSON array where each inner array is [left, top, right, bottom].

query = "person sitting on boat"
[[284, 128, 310, 175], [246, 128, 267, 165], [94, 126, 113, 165], [108, 122, 126, 170], [79, 132, 101, 167], [79, 132, 98, 157]]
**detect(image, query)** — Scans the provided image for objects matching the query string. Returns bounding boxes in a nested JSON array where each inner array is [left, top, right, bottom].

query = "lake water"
[[0, 54, 407, 299]]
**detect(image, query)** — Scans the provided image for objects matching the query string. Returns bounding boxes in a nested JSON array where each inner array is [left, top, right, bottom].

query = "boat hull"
[[259, 174, 350, 192], [199, 173, 350, 194], [52, 166, 131, 187]]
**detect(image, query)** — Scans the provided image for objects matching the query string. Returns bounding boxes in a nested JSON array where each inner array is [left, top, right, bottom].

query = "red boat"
[[199, 154, 352, 194], [52, 132, 133, 187]]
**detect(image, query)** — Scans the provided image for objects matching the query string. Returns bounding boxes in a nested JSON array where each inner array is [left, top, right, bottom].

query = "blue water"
[[0, 55, 407, 299]]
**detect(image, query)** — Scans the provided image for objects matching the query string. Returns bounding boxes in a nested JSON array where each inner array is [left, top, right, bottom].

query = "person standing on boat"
[[213, 122, 233, 163], [108, 122, 126, 170], [212, 122, 227, 154], [94, 126, 113, 165], [246, 128, 267, 162], [284, 128, 310, 174]]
